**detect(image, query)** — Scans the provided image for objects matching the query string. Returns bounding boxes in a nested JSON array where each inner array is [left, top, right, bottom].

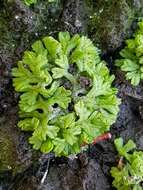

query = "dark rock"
[[61, 0, 88, 34], [10, 156, 110, 190], [81, 160, 110, 190], [1, 0, 143, 189]]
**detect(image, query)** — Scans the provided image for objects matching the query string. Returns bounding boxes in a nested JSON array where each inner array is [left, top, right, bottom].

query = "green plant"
[[12, 32, 120, 156], [116, 20, 143, 86], [24, 0, 37, 5], [111, 138, 143, 190], [24, 0, 56, 6]]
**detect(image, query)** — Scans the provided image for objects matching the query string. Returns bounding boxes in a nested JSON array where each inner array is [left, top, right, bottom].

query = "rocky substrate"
[[0, 0, 143, 189]]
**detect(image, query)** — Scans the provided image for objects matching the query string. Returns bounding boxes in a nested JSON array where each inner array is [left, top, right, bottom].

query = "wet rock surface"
[[87, 0, 143, 53], [0, 0, 143, 189]]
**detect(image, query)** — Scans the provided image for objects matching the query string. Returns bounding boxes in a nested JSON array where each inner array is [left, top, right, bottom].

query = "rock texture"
[[87, 0, 143, 53], [0, 0, 143, 189]]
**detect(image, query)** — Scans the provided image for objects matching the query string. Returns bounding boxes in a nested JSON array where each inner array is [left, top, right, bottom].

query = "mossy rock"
[[0, 0, 63, 58], [0, 116, 21, 173], [0, 114, 37, 175], [86, 0, 143, 53]]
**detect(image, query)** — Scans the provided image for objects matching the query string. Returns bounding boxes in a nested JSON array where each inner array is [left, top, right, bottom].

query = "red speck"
[[81, 132, 112, 147], [93, 132, 112, 144]]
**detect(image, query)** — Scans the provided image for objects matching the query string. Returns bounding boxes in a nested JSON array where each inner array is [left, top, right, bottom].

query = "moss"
[[0, 115, 35, 175], [0, 0, 63, 58], [86, 0, 143, 53], [0, 9, 16, 52], [0, 120, 19, 172]]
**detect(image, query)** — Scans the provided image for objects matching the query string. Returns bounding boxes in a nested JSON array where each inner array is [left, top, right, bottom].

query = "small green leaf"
[[43, 36, 61, 58], [18, 117, 39, 131], [116, 20, 143, 86], [29, 135, 43, 150], [74, 100, 91, 121], [53, 138, 66, 155], [114, 138, 136, 160], [24, 0, 37, 6], [55, 113, 76, 129], [123, 140, 136, 153], [46, 125, 59, 139], [131, 73, 141, 86], [121, 59, 139, 72], [111, 138, 143, 190], [52, 68, 66, 79], [32, 40, 45, 54], [47, 87, 71, 109], [55, 54, 69, 68], [114, 137, 124, 152], [63, 125, 81, 145], [41, 139, 54, 153], [19, 91, 38, 112]]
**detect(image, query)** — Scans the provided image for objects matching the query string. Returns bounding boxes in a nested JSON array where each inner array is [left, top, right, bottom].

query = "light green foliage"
[[116, 20, 143, 86], [24, 0, 37, 5], [24, 0, 56, 6], [111, 138, 143, 190], [12, 32, 120, 156]]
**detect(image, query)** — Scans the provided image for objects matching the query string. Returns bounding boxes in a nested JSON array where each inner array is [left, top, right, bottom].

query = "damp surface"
[[0, 0, 143, 189]]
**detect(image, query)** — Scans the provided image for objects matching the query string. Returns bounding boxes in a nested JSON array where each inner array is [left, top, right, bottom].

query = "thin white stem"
[[41, 158, 50, 184]]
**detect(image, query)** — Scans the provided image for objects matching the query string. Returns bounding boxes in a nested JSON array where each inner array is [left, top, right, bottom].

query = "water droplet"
[[15, 15, 19, 20]]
